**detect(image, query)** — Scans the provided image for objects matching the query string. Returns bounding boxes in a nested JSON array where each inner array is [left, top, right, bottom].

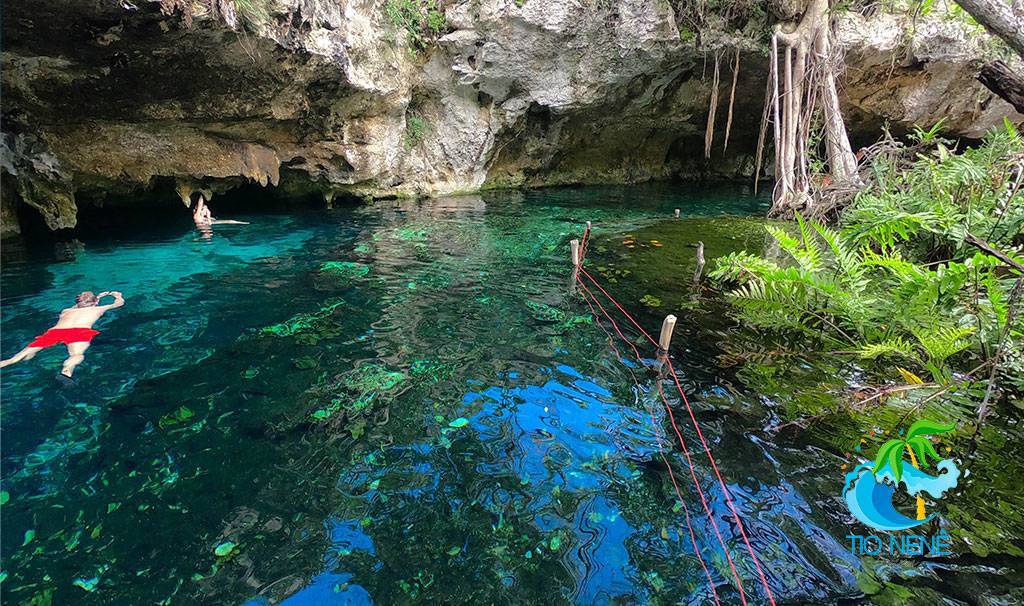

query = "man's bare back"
[[0, 290, 125, 379]]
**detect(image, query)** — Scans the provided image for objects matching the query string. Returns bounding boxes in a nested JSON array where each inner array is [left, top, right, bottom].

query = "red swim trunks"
[[28, 328, 100, 349]]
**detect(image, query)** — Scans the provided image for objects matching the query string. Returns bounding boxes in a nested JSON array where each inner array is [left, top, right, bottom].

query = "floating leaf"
[[0, 491, 8, 506], [22, 529, 35, 546], [159, 406, 195, 429], [72, 577, 99, 592], [549, 535, 562, 551], [446, 546, 461, 556], [448, 418, 469, 428], [214, 541, 237, 557]]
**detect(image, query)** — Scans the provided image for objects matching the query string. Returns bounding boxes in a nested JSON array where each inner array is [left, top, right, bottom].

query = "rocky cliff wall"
[[1, 0, 1020, 235]]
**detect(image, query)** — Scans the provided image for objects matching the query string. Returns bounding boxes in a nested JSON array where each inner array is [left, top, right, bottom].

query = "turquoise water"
[[1, 184, 983, 604]]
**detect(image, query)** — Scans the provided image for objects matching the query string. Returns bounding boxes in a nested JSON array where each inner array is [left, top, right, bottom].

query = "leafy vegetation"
[[711, 124, 1024, 406], [404, 114, 431, 148], [384, 0, 448, 54]]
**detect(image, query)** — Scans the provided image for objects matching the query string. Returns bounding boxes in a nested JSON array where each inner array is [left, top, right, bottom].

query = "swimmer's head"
[[76, 291, 99, 307]]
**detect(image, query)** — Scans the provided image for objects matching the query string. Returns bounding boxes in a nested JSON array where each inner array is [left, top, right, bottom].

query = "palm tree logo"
[[869, 419, 956, 520]]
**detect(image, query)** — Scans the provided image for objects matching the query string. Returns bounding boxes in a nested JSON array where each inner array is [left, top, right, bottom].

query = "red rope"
[[578, 267, 658, 347], [577, 278, 747, 604], [576, 282, 722, 606], [577, 278, 753, 606], [666, 362, 777, 606], [572, 229, 778, 605]]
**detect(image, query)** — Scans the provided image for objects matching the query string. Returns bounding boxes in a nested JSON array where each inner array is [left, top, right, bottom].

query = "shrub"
[[384, 0, 448, 54]]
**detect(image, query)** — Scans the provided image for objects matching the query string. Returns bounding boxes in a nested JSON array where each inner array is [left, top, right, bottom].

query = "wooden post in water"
[[658, 314, 677, 354], [674, 208, 680, 218], [693, 241, 706, 286], [570, 239, 580, 267]]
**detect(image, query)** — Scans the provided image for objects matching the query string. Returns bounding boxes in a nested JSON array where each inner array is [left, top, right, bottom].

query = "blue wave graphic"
[[842, 459, 961, 531]]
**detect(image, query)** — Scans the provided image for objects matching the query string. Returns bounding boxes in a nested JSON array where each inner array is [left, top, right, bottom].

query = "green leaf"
[[906, 419, 956, 440], [888, 443, 905, 482], [918, 437, 944, 464], [908, 438, 929, 470], [448, 418, 469, 428], [873, 439, 904, 474]]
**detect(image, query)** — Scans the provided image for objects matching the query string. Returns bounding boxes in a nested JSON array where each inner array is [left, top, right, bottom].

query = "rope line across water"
[[575, 279, 722, 606], [570, 226, 778, 606]]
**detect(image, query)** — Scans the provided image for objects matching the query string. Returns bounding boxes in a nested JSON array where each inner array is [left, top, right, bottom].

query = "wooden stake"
[[693, 241, 706, 286], [674, 208, 680, 218], [658, 314, 677, 352], [570, 239, 580, 267]]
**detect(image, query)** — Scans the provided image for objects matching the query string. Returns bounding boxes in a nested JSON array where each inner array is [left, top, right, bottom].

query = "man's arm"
[[97, 291, 125, 310]]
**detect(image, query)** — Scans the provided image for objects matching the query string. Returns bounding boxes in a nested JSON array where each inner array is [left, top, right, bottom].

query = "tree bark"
[[979, 60, 1024, 114], [954, 0, 1024, 57]]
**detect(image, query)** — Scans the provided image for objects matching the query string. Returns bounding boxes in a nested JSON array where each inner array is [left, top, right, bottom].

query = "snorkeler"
[[0, 291, 125, 379], [191, 195, 249, 227]]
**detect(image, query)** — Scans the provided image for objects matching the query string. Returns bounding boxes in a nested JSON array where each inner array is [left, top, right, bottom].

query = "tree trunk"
[[979, 60, 1024, 113], [953, 0, 1024, 57]]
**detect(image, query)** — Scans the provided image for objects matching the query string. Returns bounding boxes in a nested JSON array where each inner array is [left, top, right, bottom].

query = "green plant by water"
[[711, 123, 1023, 394]]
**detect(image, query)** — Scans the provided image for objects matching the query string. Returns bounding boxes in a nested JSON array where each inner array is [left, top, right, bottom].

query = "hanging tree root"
[[704, 51, 721, 159], [767, 0, 860, 217], [723, 49, 740, 154]]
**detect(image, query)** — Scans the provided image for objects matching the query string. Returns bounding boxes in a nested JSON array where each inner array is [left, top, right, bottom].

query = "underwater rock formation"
[[1, 0, 1019, 234]]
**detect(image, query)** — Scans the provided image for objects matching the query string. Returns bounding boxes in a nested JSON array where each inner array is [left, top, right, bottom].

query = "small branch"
[[964, 232, 1024, 274]]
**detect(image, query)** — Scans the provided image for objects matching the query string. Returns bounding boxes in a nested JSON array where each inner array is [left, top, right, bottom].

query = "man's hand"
[[102, 291, 125, 309]]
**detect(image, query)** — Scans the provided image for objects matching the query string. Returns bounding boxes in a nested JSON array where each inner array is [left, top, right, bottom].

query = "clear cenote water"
[[1, 185, 1020, 605]]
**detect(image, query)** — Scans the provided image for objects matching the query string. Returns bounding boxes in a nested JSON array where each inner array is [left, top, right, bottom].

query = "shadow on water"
[[6, 184, 1012, 605]]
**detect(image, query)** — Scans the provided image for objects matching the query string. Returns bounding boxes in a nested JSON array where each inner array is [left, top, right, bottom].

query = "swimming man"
[[0, 291, 125, 379]]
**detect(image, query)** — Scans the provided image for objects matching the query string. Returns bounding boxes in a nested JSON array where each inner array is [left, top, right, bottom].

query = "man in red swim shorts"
[[1, 290, 125, 379]]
